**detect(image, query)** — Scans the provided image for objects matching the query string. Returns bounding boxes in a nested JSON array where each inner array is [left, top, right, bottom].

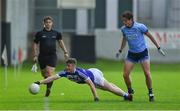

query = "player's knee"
[[46, 69, 51, 74], [46, 67, 54, 75]]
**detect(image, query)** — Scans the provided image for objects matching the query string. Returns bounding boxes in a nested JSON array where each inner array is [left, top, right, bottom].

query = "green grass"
[[0, 59, 180, 110]]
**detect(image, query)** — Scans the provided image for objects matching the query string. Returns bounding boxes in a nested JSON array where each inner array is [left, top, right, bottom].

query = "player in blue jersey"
[[34, 58, 132, 102], [116, 11, 165, 102]]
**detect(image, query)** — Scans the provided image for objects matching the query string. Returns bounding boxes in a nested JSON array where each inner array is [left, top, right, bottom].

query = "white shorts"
[[88, 68, 105, 87]]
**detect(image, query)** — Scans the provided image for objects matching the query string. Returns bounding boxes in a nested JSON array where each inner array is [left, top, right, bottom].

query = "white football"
[[29, 83, 40, 95]]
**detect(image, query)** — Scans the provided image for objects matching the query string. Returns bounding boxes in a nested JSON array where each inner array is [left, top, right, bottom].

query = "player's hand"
[[33, 55, 38, 63], [116, 49, 122, 58], [158, 47, 165, 56], [34, 81, 40, 85], [94, 97, 99, 102], [31, 63, 38, 73], [64, 52, 69, 60]]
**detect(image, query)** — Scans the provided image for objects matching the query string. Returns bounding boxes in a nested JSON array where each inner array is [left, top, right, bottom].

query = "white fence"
[[95, 29, 180, 63]]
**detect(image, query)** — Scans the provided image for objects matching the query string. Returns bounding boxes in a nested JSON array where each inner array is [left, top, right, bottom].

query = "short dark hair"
[[122, 11, 133, 20], [43, 16, 54, 22], [66, 58, 77, 65]]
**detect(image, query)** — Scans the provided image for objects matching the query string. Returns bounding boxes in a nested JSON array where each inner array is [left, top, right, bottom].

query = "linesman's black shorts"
[[38, 54, 57, 69]]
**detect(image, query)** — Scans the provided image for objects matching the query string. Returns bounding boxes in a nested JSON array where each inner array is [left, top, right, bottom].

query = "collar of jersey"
[[43, 28, 53, 32]]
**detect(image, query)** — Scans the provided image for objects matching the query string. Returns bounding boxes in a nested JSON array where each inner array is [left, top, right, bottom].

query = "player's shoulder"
[[120, 26, 127, 33], [76, 67, 84, 71], [134, 22, 146, 28], [76, 67, 87, 74], [35, 30, 44, 36], [36, 29, 43, 34], [120, 25, 126, 30]]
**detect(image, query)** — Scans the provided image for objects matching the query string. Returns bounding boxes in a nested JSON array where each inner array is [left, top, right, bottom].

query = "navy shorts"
[[126, 48, 149, 63], [38, 53, 57, 69]]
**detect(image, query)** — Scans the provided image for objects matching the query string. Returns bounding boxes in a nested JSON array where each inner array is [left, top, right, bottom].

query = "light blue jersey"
[[121, 22, 148, 53]]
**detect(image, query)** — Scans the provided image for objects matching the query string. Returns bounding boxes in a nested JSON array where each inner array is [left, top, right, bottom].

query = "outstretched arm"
[[33, 43, 39, 62], [85, 79, 99, 101], [145, 32, 165, 56], [145, 32, 160, 48], [116, 37, 127, 58], [119, 37, 127, 52], [38, 75, 59, 84]]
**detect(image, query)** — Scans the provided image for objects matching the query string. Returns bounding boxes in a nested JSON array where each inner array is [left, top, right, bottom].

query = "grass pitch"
[[0, 59, 180, 110]]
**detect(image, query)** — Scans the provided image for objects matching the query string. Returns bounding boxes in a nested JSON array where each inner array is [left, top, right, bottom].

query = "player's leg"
[[38, 55, 51, 97], [40, 69, 52, 97], [100, 80, 133, 101], [101, 80, 125, 96], [89, 68, 132, 101], [123, 60, 135, 94], [88, 68, 117, 94], [43, 54, 57, 97], [41, 68, 53, 97], [41, 69, 46, 78], [140, 60, 152, 89], [140, 60, 154, 101], [44, 66, 55, 97]]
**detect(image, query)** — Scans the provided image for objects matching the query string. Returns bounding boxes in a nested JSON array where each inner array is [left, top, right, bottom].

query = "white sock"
[[123, 93, 128, 97]]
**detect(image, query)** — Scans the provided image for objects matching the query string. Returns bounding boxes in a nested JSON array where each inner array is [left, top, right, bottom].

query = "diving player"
[[34, 58, 132, 101]]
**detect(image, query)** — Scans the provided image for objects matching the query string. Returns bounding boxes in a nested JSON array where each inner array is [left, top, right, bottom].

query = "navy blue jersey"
[[34, 28, 62, 55], [57, 67, 94, 84]]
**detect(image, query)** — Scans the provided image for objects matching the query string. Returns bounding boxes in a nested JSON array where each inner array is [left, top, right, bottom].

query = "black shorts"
[[126, 48, 149, 63], [38, 54, 57, 69]]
